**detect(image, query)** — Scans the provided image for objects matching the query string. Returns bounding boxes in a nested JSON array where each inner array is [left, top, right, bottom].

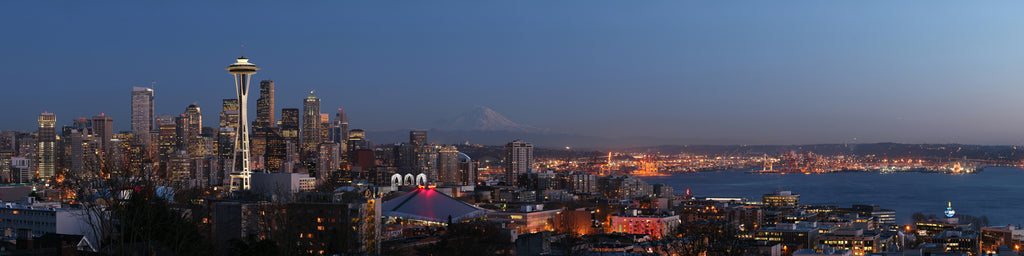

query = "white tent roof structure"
[[382, 187, 488, 223]]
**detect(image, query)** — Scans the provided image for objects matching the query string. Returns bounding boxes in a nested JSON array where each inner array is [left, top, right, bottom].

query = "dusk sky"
[[4, 1, 1024, 145]]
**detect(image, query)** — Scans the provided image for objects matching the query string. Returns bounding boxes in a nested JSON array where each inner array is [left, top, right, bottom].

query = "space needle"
[[227, 52, 259, 191]]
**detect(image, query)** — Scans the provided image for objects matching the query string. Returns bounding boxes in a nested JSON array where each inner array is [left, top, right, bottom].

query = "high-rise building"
[[184, 104, 202, 156], [219, 99, 239, 128], [405, 130, 435, 178], [216, 127, 236, 176], [329, 109, 349, 154], [37, 112, 57, 180], [318, 142, 340, 181], [169, 150, 193, 180], [72, 117, 91, 131], [10, 157, 32, 184], [91, 114, 113, 150], [264, 128, 287, 173], [280, 108, 300, 147], [348, 129, 369, 152], [437, 145, 459, 184], [217, 99, 239, 176], [410, 131, 427, 146], [319, 113, 330, 148], [504, 139, 533, 184], [226, 55, 259, 191], [457, 153, 477, 186], [157, 122, 178, 170], [130, 87, 155, 136], [252, 81, 275, 160], [301, 92, 321, 159], [254, 80, 275, 131], [174, 115, 189, 152]]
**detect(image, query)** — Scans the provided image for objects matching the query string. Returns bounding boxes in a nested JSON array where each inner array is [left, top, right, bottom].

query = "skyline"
[[6, 2, 1024, 145]]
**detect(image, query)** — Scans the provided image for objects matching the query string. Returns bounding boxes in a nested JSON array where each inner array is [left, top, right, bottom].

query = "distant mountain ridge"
[[366, 105, 685, 148], [432, 106, 546, 133]]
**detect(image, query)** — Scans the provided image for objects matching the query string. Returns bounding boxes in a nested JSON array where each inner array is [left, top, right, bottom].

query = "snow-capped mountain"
[[433, 106, 544, 132]]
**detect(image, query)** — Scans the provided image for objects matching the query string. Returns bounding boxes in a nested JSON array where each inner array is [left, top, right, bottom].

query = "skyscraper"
[[37, 112, 57, 179], [184, 104, 202, 157], [226, 55, 259, 191], [504, 139, 533, 184], [318, 142, 340, 181], [174, 115, 188, 151], [219, 99, 239, 128], [437, 145, 459, 184], [410, 131, 427, 146], [131, 87, 154, 136], [91, 114, 113, 150], [319, 113, 330, 147], [329, 109, 349, 154], [301, 92, 321, 158], [458, 153, 478, 185], [254, 80, 275, 131], [280, 108, 300, 147], [347, 129, 369, 152], [252, 80, 275, 161]]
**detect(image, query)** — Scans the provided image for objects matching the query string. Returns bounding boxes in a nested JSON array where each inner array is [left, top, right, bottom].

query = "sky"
[[4, 1, 1024, 145]]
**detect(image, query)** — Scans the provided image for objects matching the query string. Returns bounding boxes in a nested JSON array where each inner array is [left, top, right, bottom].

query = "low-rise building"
[[818, 228, 896, 256], [608, 209, 680, 239], [793, 245, 853, 256], [933, 230, 979, 256], [0, 199, 99, 248], [487, 204, 561, 235], [755, 222, 820, 250]]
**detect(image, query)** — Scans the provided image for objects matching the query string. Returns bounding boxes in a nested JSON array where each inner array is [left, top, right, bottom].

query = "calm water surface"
[[639, 167, 1024, 225]]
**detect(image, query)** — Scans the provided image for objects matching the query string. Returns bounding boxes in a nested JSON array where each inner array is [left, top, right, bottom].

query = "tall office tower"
[[131, 87, 155, 136], [37, 112, 57, 180], [254, 80, 275, 130], [168, 150, 192, 180], [407, 131, 434, 177], [72, 118, 92, 131], [347, 129, 369, 151], [504, 139, 533, 184], [174, 115, 189, 151], [58, 125, 75, 171], [184, 104, 202, 157], [227, 55, 259, 191], [436, 145, 459, 184], [158, 122, 178, 168], [10, 157, 32, 184], [155, 115, 176, 126], [69, 131, 101, 178], [301, 92, 321, 159], [328, 109, 349, 153], [217, 99, 239, 174], [458, 153, 478, 185], [219, 99, 239, 128], [319, 113, 330, 145], [0, 132, 15, 158], [280, 108, 300, 146], [317, 142, 340, 181], [252, 80, 275, 160], [410, 131, 427, 146], [91, 114, 113, 150], [184, 104, 202, 138], [216, 127, 236, 172], [264, 128, 286, 172]]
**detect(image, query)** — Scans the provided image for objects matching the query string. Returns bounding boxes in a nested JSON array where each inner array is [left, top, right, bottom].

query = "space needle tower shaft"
[[227, 54, 259, 191]]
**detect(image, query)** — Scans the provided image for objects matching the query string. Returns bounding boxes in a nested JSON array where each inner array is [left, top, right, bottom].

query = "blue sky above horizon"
[[4, 1, 1024, 145]]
